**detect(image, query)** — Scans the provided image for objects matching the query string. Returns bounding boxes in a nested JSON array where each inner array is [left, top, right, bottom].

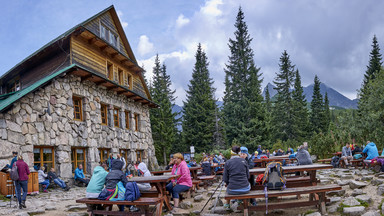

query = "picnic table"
[[128, 174, 178, 211], [189, 166, 202, 179], [150, 170, 172, 176], [253, 157, 297, 168]]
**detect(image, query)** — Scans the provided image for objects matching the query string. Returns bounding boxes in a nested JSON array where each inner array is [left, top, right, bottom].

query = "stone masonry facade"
[[0, 74, 158, 178]]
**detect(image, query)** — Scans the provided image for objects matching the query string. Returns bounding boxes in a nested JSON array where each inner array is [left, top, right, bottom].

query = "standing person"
[[38, 166, 50, 193], [15, 155, 30, 209], [116, 154, 126, 171], [107, 154, 114, 171], [257, 145, 262, 155], [341, 143, 353, 167], [136, 161, 152, 191], [363, 141, 379, 164], [223, 146, 250, 210], [48, 168, 70, 191], [74, 164, 90, 186], [166, 153, 192, 213], [7, 152, 18, 169]]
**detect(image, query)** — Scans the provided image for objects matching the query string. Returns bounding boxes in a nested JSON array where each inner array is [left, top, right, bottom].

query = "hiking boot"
[[19, 203, 22, 209], [129, 206, 139, 212], [43, 189, 48, 193], [21, 200, 26, 208]]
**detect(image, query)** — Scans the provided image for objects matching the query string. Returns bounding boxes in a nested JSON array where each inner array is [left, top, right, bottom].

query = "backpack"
[[201, 162, 212, 176], [353, 154, 362, 159], [331, 156, 340, 168], [124, 181, 141, 201], [262, 162, 286, 190], [256, 174, 264, 185], [10, 163, 19, 181], [109, 181, 126, 201]]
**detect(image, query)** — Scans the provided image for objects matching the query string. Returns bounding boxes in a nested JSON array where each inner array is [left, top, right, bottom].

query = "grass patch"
[[356, 198, 369, 208], [337, 203, 351, 214], [379, 198, 384, 213], [0, 195, 9, 201]]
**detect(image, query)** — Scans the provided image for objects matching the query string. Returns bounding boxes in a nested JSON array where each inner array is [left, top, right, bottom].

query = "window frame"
[[33, 146, 55, 171], [120, 149, 130, 163], [73, 96, 83, 121], [136, 150, 143, 162], [113, 107, 120, 128], [107, 61, 114, 80], [8, 77, 21, 93], [118, 68, 124, 85], [71, 147, 87, 174], [100, 103, 108, 126], [134, 113, 140, 131], [99, 148, 110, 164]]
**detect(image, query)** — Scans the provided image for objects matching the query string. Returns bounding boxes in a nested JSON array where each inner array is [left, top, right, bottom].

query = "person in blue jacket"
[[6, 152, 18, 169], [363, 141, 379, 163], [74, 164, 89, 186]]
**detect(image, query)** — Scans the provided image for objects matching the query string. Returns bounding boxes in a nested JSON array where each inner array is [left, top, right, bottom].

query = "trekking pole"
[[200, 180, 224, 214], [212, 181, 225, 213]]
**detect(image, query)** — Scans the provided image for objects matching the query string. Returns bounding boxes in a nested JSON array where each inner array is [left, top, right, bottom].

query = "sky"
[[1, 0, 384, 105]]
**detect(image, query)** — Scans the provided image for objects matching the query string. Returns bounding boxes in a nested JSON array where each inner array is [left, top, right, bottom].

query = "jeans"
[[54, 178, 67, 189], [227, 184, 251, 195], [16, 180, 28, 204], [76, 178, 90, 186], [165, 183, 190, 198], [39, 179, 50, 189]]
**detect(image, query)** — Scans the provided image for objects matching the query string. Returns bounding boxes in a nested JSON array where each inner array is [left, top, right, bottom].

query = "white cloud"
[[137, 35, 154, 56], [176, 14, 190, 28], [201, 0, 223, 17]]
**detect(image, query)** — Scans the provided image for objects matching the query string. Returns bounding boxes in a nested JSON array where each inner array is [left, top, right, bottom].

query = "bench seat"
[[318, 159, 332, 164], [225, 184, 341, 216], [76, 197, 164, 216]]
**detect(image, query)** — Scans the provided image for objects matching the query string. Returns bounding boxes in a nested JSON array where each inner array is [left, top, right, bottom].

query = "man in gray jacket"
[[341, 143, 353, 167]]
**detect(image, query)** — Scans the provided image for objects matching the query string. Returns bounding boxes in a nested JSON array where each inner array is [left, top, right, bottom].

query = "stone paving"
[[1, 167, 384, 215]]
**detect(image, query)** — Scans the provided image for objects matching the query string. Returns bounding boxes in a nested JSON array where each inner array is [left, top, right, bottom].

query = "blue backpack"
[[124, 182, 141, 201]]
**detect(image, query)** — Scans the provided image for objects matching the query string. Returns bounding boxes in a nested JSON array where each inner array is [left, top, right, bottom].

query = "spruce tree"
[[149, 55, 178, 165], [272, 50, 295, 141], [223, 7, 268, 148], [309, 75, 324, 134], [291, 69, 309, 140], [323, 92, 331, 132], [182, 44, 217, 153], [362, 35, 383, 93]]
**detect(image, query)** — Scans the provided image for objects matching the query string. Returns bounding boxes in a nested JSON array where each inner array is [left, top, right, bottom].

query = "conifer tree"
[[223, 7, 268, 148], [309, 75, 324, 134], [182, 44, 217, 153], [291, 69, 309, 140], [323, 92, 331, 132], [272, 50, 295, 141], [361, 35, 383, 94], [149, 55, 178, 165], [265, 86, 271, 111]]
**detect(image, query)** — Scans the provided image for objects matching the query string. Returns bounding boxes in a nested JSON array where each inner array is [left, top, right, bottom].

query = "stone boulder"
[[361, 176, 374, 181], [349, 180, 368, 189], [327, 189, 346, 196], [306, 212, 321, 216], [372, 178, 384, 186], [179, 201, 193, 209], [351, 188, 364, 196], [343, 197, 361, 206], [194, 195, 204, 202], [362, 211, 380, 216], [337, 179, 350, 186], [343, 206, 365, 216], [355, 195, 372, 204]]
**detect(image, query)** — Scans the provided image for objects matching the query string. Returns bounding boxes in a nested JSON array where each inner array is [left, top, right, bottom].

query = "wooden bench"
[[318, 159, 331, 164], [76, 197, 164, 216], [197, 175, 216, 190], [252, 176, 319, 190], [224, 184, 341, 216]]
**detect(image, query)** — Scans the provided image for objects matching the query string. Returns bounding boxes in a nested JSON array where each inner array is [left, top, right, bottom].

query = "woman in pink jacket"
[[166, 153, 192, 211]]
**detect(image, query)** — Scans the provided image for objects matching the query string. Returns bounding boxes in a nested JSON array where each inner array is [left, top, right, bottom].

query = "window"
[[125, 110, 130, 129], [118, 68, 124, 85], [134, 113, 140, 131], [71, 148, 86, 173], [107, 62, 113, 80], [73, 96, 83, 121], [100, 103, 108, 125], [8, 77, 21, 93], [113, 107, 120, 127], [99, 148, 110, 164], [136, 150, 143, 162], [99, 23, 119, 49], [33, 147, 55, 171], [125, 72, 133, 89]]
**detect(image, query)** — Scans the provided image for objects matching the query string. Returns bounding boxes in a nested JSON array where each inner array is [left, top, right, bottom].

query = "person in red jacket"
[[15, 155, 30, 209]]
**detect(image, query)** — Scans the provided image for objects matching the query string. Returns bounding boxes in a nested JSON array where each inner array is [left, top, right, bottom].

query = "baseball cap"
[[240, 146, 248, 154]]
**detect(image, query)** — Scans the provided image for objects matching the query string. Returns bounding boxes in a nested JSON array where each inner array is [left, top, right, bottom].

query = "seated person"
[[341, 143, 353, 167], [275, 149, 284, 156], [296, 145, 313, 165], [188, 159, 197, 167], [105, 159, 139, 212], [74, 164, 90, 186], [363, 141, 379, 164], [136, 161, 152, 191], [38, 166, 50, 193], [165, 156, 175, 170], [166, 153, 192, 213], [352, 145, 363, 155], [201, 157, 212, 175], [48, 168, 70, 191], [285, 148, 294, 155], [86, 162, 108, 198], [223, 146, 250, 210]]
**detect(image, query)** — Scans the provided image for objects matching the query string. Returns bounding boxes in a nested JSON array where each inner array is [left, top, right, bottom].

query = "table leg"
[[243, 199, 249, 216], [309, 170, 317, 201], [155, 182, 173, 211]]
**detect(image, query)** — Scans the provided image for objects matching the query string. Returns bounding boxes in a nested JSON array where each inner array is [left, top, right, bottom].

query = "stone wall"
[[0, 74, 158, 178]]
